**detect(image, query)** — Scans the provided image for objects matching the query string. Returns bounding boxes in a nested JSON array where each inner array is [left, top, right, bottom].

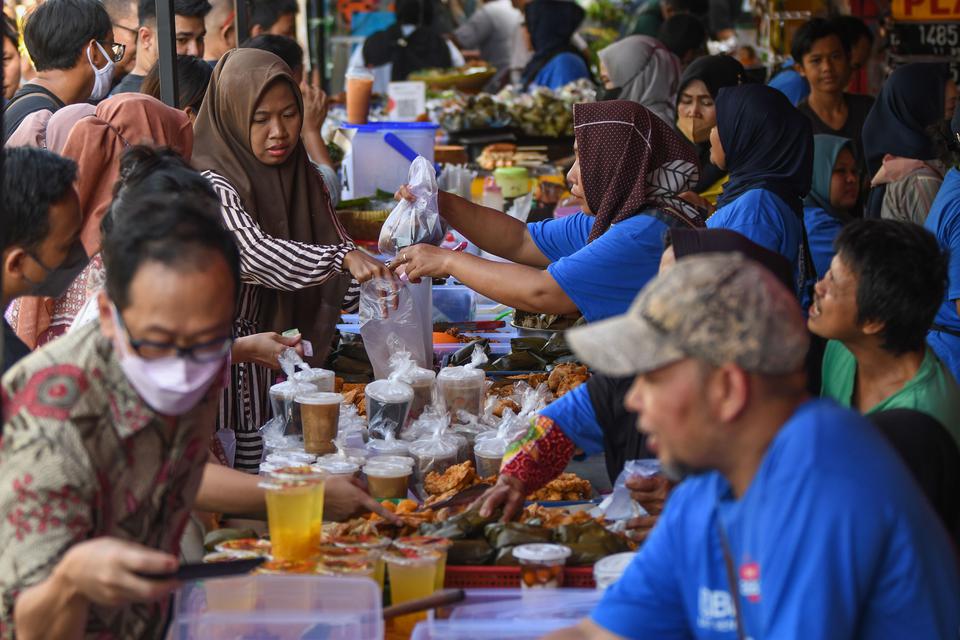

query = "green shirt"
[[820, 340, 960, 448], [627, 0, 663, 36]]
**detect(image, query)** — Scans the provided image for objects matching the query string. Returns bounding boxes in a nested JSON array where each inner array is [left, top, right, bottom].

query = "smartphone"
[[137, 556, 266, 582]]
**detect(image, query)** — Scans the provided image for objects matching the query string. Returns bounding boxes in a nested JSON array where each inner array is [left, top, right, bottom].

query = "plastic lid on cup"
[[345, 66, 375, 80], [265, 451, 317, 465], [474, 437, 508, 459], [366, 379, 415, 403], [366, 438, 411, 457], [512, 544, 572, 563], [367, 455, 414, 468], [363, 461, 412, 478], [437, 366, 486, 383], [312, 460, 361, 476], [270, 380, 312, 399], [593, 552, 637, 581], [292, 367, 335, 384], [395, 536, 452, 551], [295, 391, 344, 405], [383, 548, 442, 565]]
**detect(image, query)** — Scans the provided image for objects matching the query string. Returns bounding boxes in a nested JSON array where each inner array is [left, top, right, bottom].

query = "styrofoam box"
[[171, 575, 383, 639]]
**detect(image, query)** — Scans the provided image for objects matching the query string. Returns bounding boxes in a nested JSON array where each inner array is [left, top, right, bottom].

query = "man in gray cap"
[[545, 253, 959, 640]]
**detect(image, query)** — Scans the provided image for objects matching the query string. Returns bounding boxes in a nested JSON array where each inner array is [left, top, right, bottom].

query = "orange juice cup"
[[345, 67, 375, 124], [384, 549, 441, 634], [262, 468, 325, 561], [394, 536, 452, 591]]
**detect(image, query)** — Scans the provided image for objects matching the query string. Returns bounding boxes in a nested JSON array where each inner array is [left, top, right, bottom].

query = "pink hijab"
[[4, 103, 97, 152]]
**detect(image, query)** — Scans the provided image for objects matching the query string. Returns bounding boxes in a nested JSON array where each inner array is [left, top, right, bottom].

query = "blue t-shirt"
[[591, 400, 960, 639], [803, 205, 843, 280], [540, 382, 604, 454], [768, 65, 809, 106], [926, 168, 960, 382], [528, 212, 669, 322], [533, 52, 591, 90]]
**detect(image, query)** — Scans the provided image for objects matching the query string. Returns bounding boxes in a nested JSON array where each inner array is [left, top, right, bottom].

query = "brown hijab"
[[573, 100, 705, 241], [192, 48, 352, 363], [60, 93, 194, 254]]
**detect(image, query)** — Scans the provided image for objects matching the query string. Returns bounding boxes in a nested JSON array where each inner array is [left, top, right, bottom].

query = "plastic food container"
[[593, 552, 637, 590], [292, 367, 336, 393], [171, 575, 383, 638], [473, 438, 507, 478], [405, 369, 437, 420], [433, 285, 477, 322], [367, 455, 415, 469], [366, 378, 415, 437], [364, 462, 412, 499], [269, 380, 313, 435], [311, 459, 361, 478], [265, 451, 317, 466], [512, 544, 572, 589], [365, 436, 412, 458], [340, 121, 438, 199], [494, 167, 531, 199], [296, 391, 343, 455], [437, 367, 485, 416], [409, 438, 459, 480]]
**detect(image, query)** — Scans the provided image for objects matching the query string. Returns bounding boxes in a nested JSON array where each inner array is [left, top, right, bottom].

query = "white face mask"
[[87, 41, 115, 101]]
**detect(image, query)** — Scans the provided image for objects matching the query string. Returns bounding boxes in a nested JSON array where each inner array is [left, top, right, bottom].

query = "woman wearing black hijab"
[[520, 0, 590, 89], [362, 0, 452, 81], [674, 55, 744, 204]]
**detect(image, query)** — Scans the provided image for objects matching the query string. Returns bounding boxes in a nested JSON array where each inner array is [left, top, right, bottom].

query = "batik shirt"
[[0, 321, 219, 639]]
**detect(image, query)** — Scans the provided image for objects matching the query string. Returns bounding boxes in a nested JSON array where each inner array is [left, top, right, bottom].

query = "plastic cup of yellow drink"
[[384, 549, 441, 634], [261, 468, 324, 562], [318, 544, 381, 587], [330, 535, 392, 591], [394, 536, 453, 590]]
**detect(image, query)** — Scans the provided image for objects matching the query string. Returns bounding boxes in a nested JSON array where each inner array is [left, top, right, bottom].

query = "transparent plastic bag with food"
[[378, 156, 443, 257]]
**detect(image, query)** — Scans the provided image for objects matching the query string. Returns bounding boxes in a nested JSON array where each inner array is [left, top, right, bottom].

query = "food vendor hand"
[[625, 475, 673, 516], [389, 244, 453, 283], [300, 74, 329, 135], [58, 538, 180, 607], [625, 514, 659, 543], [475, 474, 526, 522], [232, 332, 303, 369], [324, 475, 402, 524], [678, 191, 716, 216], [344, 250, 396, 287]]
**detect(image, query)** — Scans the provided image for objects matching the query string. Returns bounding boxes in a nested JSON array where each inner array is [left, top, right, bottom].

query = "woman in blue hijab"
[[803, 135, 859, 279], [521, 0, 590, 90], [862, 63, 955, 223], [705, 83, 814, 295]]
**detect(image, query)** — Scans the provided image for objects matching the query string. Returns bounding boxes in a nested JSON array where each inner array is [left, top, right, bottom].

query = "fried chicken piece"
[[548, 364, 590, 397], [424, 461, 478, 496], [492, 398, 521, 418], [526, 473, 592, 502]]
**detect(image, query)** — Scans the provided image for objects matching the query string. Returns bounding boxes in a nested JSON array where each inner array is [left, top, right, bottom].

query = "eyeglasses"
[[101, 41, 126, 63], [115, 311, 234, 363]]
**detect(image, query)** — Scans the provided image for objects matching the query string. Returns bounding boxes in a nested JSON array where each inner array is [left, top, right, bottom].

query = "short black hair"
[[101, 192, 240, 310], [835, 220, 947, 355], [791, 17, 849, 64], [139, 0, 212, 25], [241, 34, 303, 72], [101, 0, 138, 23], [2, 147, 78, 252], [3, 14, 18, 50], [830, 14, 874, 49], [23, 0, 111, 71], [141, 54, 213, 113], [661, 0, 709, 15], [658, 14, 707, 60], [250, 0, 298, 29]]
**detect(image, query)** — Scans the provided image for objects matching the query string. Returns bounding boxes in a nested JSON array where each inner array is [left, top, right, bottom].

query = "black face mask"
[[598, 86, 622, 101], [23, 241, 90, 298]]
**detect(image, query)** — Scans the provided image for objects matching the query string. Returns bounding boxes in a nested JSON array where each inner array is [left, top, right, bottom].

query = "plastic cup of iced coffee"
[[296, 392, 343, 455], [345, 67, 375, 125]]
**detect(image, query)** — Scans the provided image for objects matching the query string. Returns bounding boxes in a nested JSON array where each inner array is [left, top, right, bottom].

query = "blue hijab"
[[804, 134, 855, 220], [861, 63, 949, 177], [715, 84, 813, 218]]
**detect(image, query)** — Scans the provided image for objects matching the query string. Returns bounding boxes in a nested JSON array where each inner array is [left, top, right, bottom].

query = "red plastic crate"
[[444, 565, 596, 589]]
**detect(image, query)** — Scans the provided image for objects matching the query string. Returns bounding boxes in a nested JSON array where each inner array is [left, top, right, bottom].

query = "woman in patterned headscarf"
[[392, 99, 706, 323]]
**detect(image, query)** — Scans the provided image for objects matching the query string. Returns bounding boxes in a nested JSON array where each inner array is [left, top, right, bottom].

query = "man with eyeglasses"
[[112, 0, 211, 95], [1, 194, 242, 638], [2, 0, 122, 142], [102, 0, 140, 84]]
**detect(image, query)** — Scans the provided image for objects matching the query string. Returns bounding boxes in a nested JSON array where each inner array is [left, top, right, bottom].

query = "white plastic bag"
[[378, 156, 443, 257], [360, 278, 430, 378], [594, 459, 662, 521]]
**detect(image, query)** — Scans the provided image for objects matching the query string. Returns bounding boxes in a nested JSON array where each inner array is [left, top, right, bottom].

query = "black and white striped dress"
[[204, 170, 360, 472]]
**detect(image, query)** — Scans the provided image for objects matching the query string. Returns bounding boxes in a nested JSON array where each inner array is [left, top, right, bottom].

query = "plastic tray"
[[449, 588, 602, 621], [412, 619, 571, 639], [444, 565, 596, 589]]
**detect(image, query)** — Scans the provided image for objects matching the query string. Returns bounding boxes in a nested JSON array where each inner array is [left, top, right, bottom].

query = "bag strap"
[[717, 521, 748, 640]]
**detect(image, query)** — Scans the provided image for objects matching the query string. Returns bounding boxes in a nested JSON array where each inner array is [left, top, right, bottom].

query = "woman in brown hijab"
[[6, 93, 193, 349], [193, 48, 390, 472]]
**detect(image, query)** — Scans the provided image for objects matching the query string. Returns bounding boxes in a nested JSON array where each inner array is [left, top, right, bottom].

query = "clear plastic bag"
[[437, 345, 488, 416], [390, 350, 436, 420], [594, 459, 662, 521], [359, 279, 431, 379], [365, 378, 414, 439], [378, 155, 444, 257]]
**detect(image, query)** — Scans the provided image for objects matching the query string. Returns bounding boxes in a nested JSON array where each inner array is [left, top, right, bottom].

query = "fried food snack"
[[527, 473, 593, 502], [547, 364, 590, 398], [424, 460, 478, 496]]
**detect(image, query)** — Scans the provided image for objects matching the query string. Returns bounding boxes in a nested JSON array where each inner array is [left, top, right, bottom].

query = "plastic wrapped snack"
[[366, 378, 415, 439], [389, 350, 436, 420], [437, 345, 488, 416], [409, 434, 459, 482], [378, 156, 443, 257], [292, 367, 336, 393], [365, 431, 413, 459]]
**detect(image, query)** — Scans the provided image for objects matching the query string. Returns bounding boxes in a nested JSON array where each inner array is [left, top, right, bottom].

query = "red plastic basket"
[[444, 565, 596, 589]]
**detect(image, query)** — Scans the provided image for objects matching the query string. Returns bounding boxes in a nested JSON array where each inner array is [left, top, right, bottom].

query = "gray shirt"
[[454, 0, 522, 72]]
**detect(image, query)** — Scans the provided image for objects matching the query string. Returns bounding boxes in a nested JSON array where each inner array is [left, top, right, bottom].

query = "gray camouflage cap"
[[567, 253, 809, 377]]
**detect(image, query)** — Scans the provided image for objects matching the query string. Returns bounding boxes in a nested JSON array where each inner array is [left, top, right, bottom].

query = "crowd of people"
[[1, 0, 960, 637]]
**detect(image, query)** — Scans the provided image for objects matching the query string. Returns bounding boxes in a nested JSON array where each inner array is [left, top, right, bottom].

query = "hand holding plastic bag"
[[359, 278, 430, 378], [379, 156, 443, 257], [594, 459, 662, 521]]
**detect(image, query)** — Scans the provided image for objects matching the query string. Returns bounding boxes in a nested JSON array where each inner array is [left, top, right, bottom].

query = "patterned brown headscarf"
[[192, 48, 352, 362], [574, 100, 705, 241]]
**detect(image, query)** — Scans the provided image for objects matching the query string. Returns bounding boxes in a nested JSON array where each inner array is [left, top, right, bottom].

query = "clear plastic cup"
[[312, 459, 362, 478], [345, 67, 375, 124], [363, 462, 412, 499], [593, 552, 637, 590], [409, 438, 459, 481], [317, 557, 377, 580], [366, 455, 415, 469], [473, 438, 507, 478], [297, 392, 343, 455], [318, 545, 383, 587], [384, 549, 442, 634], [437, 367, 485, 416], [366, 379, 414, 438], [269, 380, 312, 435], [265, 451, 316, 466], [329, 536, 392, 589], [394, 536, 453, 591], [406, 369, 436, 420], [366, 437, 411, 458], [214, 538, 272, 558], [292, 367, 336, 393], [262, 468, 325, 561], [513, 544, 572, 589]]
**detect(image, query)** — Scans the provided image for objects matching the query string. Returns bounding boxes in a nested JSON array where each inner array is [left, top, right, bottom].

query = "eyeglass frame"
[[114, 307, 234, 363], [100, 40, 127, 63]]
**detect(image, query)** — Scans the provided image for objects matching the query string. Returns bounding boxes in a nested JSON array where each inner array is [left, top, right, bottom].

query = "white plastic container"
[[172, 575, 383, 638], [512, 544, 572, 589], [593, 552, 637, 590], [340, 121, 438, 199]]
